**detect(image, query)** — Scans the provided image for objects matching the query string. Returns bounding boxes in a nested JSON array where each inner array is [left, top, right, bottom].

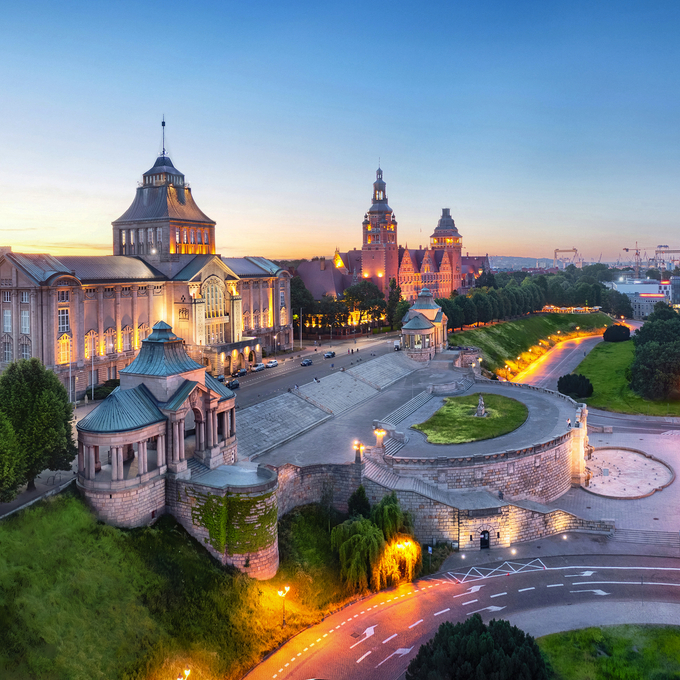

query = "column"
[[172, 421, 179, 463], [97, 286, 104, 377], [206, 409, 213, 448], [114, 286, 122, 355], [179, 420, 185, 460], [30, 291, 39, 362], [11, 289, 18, 363], [75, 287, 84, 366], [157, 434, 165, 467], [131, 285, 139, 350], [148, 284, 154, 329], [231, 407, 236, 436], [138, 441, 147, 475], [77, 441, 84, 473], [87, 445, 96, 480], [117, 446, 124, 480], [213, 410, 219, 444], [49, 289, 58, 366], [111, 445, 118, 481], [197, 421, 205, 451]]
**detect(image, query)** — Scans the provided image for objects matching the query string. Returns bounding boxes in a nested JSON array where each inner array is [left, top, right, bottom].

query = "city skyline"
[[1, 1, 679, 262]]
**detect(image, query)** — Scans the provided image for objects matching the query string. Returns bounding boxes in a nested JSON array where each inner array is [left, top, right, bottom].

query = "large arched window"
[[84, 330, 98, 359], [138, 323, 150, 341], [57, 334, 71, 364], [204, 280, 226, 319], [122, 326, 132, 352], [104, 328, 116, 355]]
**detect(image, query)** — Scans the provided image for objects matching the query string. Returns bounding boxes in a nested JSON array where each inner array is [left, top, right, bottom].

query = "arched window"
[[57, 334, 71, 364], [156, 227, 162, 248], [204, 231, 209, 245], [197, 230, 203, 244], [122, 326, 132, 352], [84, 330, 98, 359], [203, 281, 226, 319], [190, 230, 195, 244], [138, 323, 150, 341], [104, 328, 116, 355], [19, 337, 31, 360], [183, 229, 188, 244], [253, 311, 260, 329], [243, 311, 250, 330]]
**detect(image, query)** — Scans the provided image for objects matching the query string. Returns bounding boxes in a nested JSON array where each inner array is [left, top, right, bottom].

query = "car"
[[226, 379, 240, 389], [324, 351, 335, 358], [300, 358, 313, 366], [231, 368, 248, 377], [266, 359, 279, 368], [252, 363, 266, 372], [216, 374, 226, 382]]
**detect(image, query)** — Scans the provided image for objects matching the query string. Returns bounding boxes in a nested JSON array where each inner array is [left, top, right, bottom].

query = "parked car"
[[300, 358, 313, 366], [266, 359, 279, 368], [324, 351, 335, 358], [252, 363, 266, 372], [226, 379, 240, 389], [217, 374, 226, 382], [231, 368, 248, 377]]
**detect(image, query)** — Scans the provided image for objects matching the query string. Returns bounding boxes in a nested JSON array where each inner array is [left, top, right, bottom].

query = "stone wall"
[[78, 476, 166, 528]]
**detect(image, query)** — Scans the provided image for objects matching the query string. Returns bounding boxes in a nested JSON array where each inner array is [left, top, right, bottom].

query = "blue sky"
[[1, 1, 679, 262]]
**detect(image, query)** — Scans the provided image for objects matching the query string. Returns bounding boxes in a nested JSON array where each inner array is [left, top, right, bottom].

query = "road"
[[233, 334, 399, 408], [246, 554, 680, 680]]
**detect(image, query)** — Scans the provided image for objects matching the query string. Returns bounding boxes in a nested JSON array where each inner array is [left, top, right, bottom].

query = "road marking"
[[467, 605, 506, 615], [490, 592, 507, 598], [573, 581, 680, 587], [566, 571, 596, 577], [316, 638, 321, 642], [462, 600, 478, 606], [361, 611, 365, 614], [409, 619, 423, 629], [434, 608, 450, 616], [376, 647, 413, 668], [350, 625, 377, 649], [303, 647, 308, 651], [454, 585, 485, 598], [356, 651, 372, 663], [518, 587, 535, 592], [284, 663, 289, 667], [278, 670, 283, 673], [310, 643, 314, 647], [297, 652, 301, 656], [323, 633, 328, 637], [353, 614, 358, 618], [383, 633, 397, 644], [571, 589, 610, 596], [547, 584, 564, 588]]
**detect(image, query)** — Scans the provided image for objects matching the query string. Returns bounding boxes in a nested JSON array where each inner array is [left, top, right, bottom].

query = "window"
[[105, 328, 116, 354], [138, 323, 150, 340], [58, 308, 69, 333], [57, 335, 70, 364], [157, 227, 162, 247], [190, 230, 195, 244], [204, 281, 226, 319], [20, 291, 29, 304], [3, 309, 10, 333], [148, 227, 153, 245], [3, 341, 12, 363], [108, 366, 116, 380], [183, 229, 188, 244], [20, 339, 30, 359], [280, 290, 285, 307], [85, 331, 98, 359], [2, 291, 10, 303], [122, 326, 132, 351], [175, 228, 180, 244], [21, 310, 29, 334], [204, 231, 209, 245], [197, 230, 202, 244]]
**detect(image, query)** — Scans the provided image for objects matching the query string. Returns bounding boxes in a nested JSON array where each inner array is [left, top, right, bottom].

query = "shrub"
[[347, 484, 370, 518], [603, 324, 630, 342], [557, 373, 593, 398], [92, 379, 120, 400]]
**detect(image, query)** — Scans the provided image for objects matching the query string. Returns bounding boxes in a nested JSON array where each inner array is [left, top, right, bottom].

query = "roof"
[[120, 321, 204, 377], [143, 154, 184, 178], [402, 314, 434, 330], [296, 260, 349, 300], [173, 255, 237, 282], [56, 256, 166, 283], [162, 380, 199, 412], [113, 184, 215, 226], [222, 256, 284, 278], [432, 208, 461, 235], [411, 287, 441, 310], [77, 384, 165, 433], [5, 252, 73, 285], [205, 372, 234, 401]]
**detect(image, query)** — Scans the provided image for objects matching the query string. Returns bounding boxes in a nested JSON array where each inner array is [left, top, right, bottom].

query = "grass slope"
[[575, 340, 680, 416], [413, 393, 528, 444], [0, 493, 350, 680], [538, 625, 680, 679], [450, 313, 611, 371]]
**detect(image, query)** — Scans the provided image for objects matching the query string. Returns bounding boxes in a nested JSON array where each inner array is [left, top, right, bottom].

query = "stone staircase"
[[457, 376, 475, 393], [609, 528, 680, 547], [187, 457, 209, 479], [383, 437, 406, 457], [380, 390, 433, 426]]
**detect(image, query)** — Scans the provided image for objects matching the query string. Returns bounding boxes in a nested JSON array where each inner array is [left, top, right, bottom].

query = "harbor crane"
[[622, 243, 659, 278], [553, 248, 578, 269]]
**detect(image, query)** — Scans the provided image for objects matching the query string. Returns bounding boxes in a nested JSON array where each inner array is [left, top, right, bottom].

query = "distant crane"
[[553, 248, 578, 269], [622, 243, 658, 278]]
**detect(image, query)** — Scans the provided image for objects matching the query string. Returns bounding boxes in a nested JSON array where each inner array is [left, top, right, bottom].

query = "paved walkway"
[[298, 372, 377, 414], [346, 352, 420, 389]]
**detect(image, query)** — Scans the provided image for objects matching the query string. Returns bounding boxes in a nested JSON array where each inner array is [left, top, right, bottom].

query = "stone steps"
[[381, 391, 433, 426], [187, 457, 209, 479], [383, 438, 406, 457], [609, 529, 680, 547]]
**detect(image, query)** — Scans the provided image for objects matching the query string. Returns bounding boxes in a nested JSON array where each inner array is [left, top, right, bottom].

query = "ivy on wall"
[[181, 487, 277, 555]]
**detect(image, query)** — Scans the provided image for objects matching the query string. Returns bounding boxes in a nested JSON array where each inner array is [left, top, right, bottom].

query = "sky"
[[1, 0, 679, 263]]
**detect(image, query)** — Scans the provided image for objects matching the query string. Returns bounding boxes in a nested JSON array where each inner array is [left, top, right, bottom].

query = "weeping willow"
[[331, 518, 385, 591], [372, 534, 422, 590]]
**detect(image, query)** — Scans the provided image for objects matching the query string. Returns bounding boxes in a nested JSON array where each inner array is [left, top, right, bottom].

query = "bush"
[[603, 324, 630, 342], [347, 485, 371, 518], [406, 614, 549, 680], [92, 379, 120, 400], [557, 373, 593, 398]]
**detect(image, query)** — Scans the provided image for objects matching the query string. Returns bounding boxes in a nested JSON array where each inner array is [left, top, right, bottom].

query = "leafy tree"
[[385, 278, 402, 330], [348, 484, 371, 518], [475, 270, 497, 288], [646, 268, 662, 280], [394, 298, 410, 326], [290, 276, 316, 331], [604, 289, 633, 318], [472, 292, 493, 324], [406, 614, 549, 680], [343, 280, 386, 324], [633, 316, 680, 347], [370, 492, 413, 541], [646, 301, 678, 323], [557, 373, 594, 398], [0, 411, 24, 502], [630, 340, 680, 400], [0, 358, 75, 491], [331, 517, 385, 591], [603, 324, 631, 342], [317, 294, 348, 330]]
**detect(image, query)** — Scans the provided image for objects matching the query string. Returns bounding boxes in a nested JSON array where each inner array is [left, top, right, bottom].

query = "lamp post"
[[273, 333, 278, 358], [504, 364, 510, 380], [353, 440, 365, 462], [278, 585, 290, 627]]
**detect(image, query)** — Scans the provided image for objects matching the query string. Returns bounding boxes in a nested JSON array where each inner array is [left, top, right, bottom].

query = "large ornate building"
[[297, 168, 489, 302], [0, 143, 292, 397]]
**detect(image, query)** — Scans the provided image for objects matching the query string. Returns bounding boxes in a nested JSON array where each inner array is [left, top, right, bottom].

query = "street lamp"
[[277, 585, 290, 626], [273, 333, 278, 358], [504, 364, 509, 380]]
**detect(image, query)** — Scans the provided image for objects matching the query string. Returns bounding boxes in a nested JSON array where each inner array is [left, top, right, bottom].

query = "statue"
[[475, 394, 486, 418]]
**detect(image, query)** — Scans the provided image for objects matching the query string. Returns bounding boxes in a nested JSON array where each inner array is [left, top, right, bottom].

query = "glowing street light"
[[278, 585, 290, 627]]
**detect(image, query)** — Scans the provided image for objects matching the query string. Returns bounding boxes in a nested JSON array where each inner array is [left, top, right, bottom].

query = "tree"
[[630, 340, 680, 400], [603, 324, 631, 342], [348, 484, 371, 518], [343, 280, 386, 325], [557, 373, 593, 398], [331, 517, 385, 591], [475, 270, 497, 289], [0, 411, 24, 502], [646, 268, 662, 281], [604, 289, 633, 318], [0, 358, 75, 491], [290, 276, 316, 332], [317, 294, 348, 330], [385, 278, 402, 330], [646, 301, 678, 323], [461, 297, 477, 326], [370, 492, 413, 541], [394, 299, 410, 326], [406, 614, 549, 680], [472, 292, 493, 324]]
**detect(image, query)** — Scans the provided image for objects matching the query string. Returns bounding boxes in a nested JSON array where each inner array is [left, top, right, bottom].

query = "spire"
[[161, 115, 166, 157]]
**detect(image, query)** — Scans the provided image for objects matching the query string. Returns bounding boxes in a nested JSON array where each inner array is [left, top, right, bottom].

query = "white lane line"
[[303, 647, 308, 651], [316, 638, 321, 642], [383, 633, 398, 644], [323, 633, 328, 637], [409, 619, 423, 629], [574, 580, 680, 587], [518, 587, 535, 592], [434, 608, 450, 616], [356, 651, 372, 663], [361, 611, 365, 614], [462, 600, 478, 606], [490, 592, 507, 598], [310, 643, 315, 647], [547, 584, 564, 588]]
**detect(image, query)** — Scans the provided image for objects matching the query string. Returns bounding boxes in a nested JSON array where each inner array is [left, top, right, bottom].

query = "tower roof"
[[411, 287, 440, 310], [143, 154, 184, 179], [431, 208, 461, 236], [368, 167, 393, 214]]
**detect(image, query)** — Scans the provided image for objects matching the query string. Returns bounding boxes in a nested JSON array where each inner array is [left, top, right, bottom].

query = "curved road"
[[247, 554, 680, 680]]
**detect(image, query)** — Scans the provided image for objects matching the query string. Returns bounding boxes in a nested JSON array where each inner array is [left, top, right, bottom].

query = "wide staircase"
[[609, 528, 680, 547], [380, 390, 433, 426]]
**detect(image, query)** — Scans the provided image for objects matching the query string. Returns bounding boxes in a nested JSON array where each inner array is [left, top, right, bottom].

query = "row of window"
[[175, 227, 210, 246], [3, 309, 31, 334], [2, 291, 31, 303]]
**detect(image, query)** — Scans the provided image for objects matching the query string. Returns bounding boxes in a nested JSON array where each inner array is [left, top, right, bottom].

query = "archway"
[[480, 531, 490, 549]]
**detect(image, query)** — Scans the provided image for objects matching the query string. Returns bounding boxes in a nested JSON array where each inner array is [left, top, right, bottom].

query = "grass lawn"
[[538, 625, 680, 679], [575, 340, 680, 416], [0, 492, 352, 680], [412, 393, 528, 444], [450, 313, 612, 372]]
